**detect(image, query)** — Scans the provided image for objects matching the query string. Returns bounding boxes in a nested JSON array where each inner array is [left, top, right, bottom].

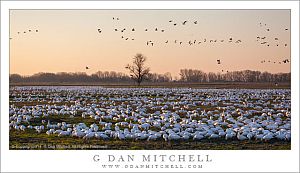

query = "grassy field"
[[10, 130, 290, 150], [9, 84, 291, 150]]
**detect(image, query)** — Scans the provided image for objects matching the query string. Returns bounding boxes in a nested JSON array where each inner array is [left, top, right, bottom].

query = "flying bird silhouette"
[[283, 59, 289, 63]]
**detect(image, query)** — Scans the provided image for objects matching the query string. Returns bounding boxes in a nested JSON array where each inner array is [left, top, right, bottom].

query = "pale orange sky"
[[10, 10, 290, 77]]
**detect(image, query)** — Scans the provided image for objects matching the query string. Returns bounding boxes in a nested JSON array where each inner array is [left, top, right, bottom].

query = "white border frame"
[[1, 1, 299, 172]]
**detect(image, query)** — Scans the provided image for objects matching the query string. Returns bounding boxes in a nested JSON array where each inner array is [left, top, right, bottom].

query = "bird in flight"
[[97, 29, 102, 33], [86, 66, 90, 70], [217, 59, 221, 64], [283, 59, 290, 63], [194, 21, 198, 24], [182, 21, 187, 25]]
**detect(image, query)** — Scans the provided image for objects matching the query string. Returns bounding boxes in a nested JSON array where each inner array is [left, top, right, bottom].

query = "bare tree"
[[125, 53, 150, 86]]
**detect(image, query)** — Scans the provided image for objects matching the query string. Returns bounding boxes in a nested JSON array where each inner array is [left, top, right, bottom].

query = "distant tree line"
[[10, 69, 290, 84], [179, 69, 290, 83], [9, 71, 174, 84]]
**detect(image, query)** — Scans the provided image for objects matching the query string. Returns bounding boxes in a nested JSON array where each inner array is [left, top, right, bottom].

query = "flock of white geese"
[[9, 86, 291, 142]]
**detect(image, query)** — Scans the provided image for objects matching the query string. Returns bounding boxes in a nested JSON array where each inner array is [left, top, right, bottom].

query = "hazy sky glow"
[[10, 10, 290, 77]]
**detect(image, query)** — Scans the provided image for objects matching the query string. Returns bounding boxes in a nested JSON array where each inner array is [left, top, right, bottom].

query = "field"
[[9, 84, 291, 150]]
